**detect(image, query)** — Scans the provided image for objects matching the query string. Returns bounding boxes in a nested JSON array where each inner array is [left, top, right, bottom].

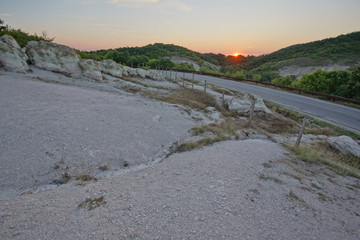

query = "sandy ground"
[[1, 140, 359, 239], [0, 71, 195, 198], [0, 69, 359, 239]]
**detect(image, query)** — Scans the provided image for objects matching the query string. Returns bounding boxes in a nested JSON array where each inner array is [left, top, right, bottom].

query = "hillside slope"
[[245, 31, 360, 77]]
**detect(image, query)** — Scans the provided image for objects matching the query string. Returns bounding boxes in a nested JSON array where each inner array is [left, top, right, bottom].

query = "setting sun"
[[233, 53, 240, 57]]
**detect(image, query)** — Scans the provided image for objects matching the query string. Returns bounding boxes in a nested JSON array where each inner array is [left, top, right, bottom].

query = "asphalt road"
[[165, 71, 360, 133]]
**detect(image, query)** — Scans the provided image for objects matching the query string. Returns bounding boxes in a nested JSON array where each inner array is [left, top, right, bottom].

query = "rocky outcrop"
[[100, 59, 124, 78], [226, 93, 271, 114], [0, 34, 21, 49], [79, 59, 103, 82], [136, 68, 146, 78], [0, 35, 29, 73], [0, 35, 166, 82], [25, 40, 82, 77], [328, 135, 360, 158]]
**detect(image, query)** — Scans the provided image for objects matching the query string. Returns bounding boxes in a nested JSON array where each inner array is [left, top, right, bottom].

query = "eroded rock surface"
[[0, 35, 29, 73], [26, 40, 82, 77]]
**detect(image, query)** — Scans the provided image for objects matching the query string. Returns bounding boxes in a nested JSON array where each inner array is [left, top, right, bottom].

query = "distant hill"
[[83, 43, 222, 70], [244, 31, 360, 75], [81, 31, 360, 79]]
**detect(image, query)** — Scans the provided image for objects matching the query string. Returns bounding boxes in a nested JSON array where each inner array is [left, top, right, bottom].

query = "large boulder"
[[0, 35, 29, 73], [227, 92, 271, 114], [100, 59, 123, 78], [136, 68, 146, 78], [328, 135, 360, 158], [26, 40, 82, 77], [124, 66, 137, 77], [79, 59, 103, 82], [147, 69, 165, 81], [0, 34, 21, 49]]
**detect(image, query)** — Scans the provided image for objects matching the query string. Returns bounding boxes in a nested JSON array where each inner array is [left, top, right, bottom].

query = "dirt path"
[[0, 72, 195, 198], [1, 139, 359, 239]]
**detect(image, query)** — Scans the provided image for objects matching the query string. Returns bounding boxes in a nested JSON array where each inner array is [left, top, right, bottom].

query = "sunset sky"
[[1, 0, 359, 56]]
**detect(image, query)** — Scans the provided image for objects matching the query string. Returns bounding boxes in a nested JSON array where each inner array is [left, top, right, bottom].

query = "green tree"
[[271, 75, 296, 86], [0, 19, 5, 31], [233, 70, 246, 79]]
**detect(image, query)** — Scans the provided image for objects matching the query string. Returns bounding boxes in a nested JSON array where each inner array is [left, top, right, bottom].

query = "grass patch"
[[146, 87, 221, 112], [78, 196, 106, 211], [264, 100, 304, 122], [176, 135, 228, 152], [264, 100, 360, 140], [309, 118, 360, 140], [258, 173, 284, 184], [75, 173, 96, 182], [210, 84, 237, 96], [287, 142, 360, 179]]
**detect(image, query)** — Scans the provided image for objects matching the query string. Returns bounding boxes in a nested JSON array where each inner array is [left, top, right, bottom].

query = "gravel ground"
[[1, 139, 359, 239], [0, 71, 195, 198], [0, 70, 359, 239]]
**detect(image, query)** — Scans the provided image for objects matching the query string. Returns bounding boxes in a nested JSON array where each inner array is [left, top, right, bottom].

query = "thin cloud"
[[108, 0, 192, 12], [0, 13, 13, 17]]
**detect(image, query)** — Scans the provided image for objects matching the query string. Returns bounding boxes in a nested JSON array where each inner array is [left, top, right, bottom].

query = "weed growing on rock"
[[75, 173, 96, 182], [78, 196, 106, 210]]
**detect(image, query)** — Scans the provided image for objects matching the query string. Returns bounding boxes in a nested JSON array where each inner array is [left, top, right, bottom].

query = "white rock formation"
[[136, 68, 146, 78], [125, 66, 137, 77], [0, 35, 29, 73], [79, 59, 103, 82], [227, 92, 271, 114], [100, 59, 123, 78], [0, 34, 21, 49], [328, 135, 360, 158], [25, 41, 82, 77]]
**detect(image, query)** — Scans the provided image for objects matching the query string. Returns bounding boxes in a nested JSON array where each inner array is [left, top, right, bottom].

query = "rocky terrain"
[[0, 35, 360, 239]]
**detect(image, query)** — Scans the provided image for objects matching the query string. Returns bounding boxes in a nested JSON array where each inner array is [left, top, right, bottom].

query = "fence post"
[[204, 80, 207, 93], [183, 79, 185, 87], [192, 83, 194, 89], [295, 116, 308, 147], [248, 100, 255, 125], [192, 73, 194, 81], [170, 69, 172, 79]]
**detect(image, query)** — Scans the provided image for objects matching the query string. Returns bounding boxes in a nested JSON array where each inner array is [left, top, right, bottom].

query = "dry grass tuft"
[[146, 87, 221, 112], [287, 141, 360, 179]]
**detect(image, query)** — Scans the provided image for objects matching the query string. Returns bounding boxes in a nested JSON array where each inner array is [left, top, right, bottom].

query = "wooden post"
[[222, 92, 225, 103], [204, 80, 207, 93], [248, 100, 255, 125], [295, 116, 308, 147], [182, 79, 185, 87], [192, 83, 194, 89]]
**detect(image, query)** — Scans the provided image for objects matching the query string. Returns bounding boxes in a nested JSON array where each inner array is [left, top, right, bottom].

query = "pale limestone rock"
[[26, 41, 82, 77], [328, 135, 360, 158], [136, 68, 146, 78], [0, 34, 21, 49], [100, 59, 123, 78], [79, 59, 103, 82], [227, 92, 271, 114], [0, 35, 29, 73]]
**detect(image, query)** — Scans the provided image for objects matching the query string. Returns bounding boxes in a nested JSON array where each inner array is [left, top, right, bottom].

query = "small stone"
[[311, 180, 322, 190]]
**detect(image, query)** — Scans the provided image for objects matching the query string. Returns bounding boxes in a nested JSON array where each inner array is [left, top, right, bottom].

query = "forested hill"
[[84, 43, 223, 68], [245, 31, 360, 69]]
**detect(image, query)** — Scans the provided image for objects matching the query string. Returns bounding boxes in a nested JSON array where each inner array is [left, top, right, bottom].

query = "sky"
[[1, 0, 359, 56]]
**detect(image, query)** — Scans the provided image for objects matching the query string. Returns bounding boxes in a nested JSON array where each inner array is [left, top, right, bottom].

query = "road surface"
[[164, 71, 360, 133]]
